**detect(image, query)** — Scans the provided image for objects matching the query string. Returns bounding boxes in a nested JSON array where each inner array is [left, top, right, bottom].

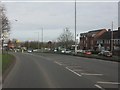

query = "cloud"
[[2, 1, 118, 41]]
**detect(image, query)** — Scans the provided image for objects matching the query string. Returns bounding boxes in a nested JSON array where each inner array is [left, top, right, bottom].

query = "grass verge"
[[2, 53, 15, 74]]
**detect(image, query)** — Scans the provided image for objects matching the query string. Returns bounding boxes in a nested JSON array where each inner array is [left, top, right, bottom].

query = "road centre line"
[[97, 81, 120, 85], [81, 73, 103, 76], [65, 67, 82, 77], [94, 84, 105, 90]]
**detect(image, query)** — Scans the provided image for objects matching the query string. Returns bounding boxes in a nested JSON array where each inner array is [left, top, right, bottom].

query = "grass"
[[2, 53, 15, 74], [0, 54, 2, 76]]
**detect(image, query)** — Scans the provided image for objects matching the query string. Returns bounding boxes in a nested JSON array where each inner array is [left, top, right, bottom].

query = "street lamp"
[[35, 32, 40, 50], [35, 28, 43, 52], [74, 0, 77, 54], [111, 21, 113, 53], [41, 28, 43, 52]]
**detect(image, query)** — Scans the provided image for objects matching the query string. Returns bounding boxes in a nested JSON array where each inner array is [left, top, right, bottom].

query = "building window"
[[108, 40, 109, 44], [118, 40, 120, 45], [100, 40, 103, 44], [104, 40, 107, 44]]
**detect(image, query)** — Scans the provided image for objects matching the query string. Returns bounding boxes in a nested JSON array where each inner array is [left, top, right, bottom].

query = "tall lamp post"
[[34, 32, 40, 50], [41, 28, 43, 51], [74, 0, 77, 54], [36, 32, 40, 50], [111, 21, 113, 53]]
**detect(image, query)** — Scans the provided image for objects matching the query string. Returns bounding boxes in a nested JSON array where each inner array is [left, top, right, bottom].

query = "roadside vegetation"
[[2, 53, 15, 74], [0, 54, 2, 75]]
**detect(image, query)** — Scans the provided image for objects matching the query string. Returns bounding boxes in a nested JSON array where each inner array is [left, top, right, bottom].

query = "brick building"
[[80, 29, 107, 50], [97, 28, 120, 55]]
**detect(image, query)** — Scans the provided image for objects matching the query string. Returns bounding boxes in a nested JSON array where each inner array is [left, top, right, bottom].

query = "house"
[[7, 40, 15, 49], [80, 29, 107, 50], [97, 28, 120, 55]]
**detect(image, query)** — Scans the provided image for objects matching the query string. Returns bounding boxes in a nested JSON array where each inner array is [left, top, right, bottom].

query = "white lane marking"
[[97, 81, 120, 85], [67, 66, 81, 68], [65, 67, 82, 77], [54, 61, 62, 66], [73, 69, 83, 71], [94, 84, 105, 90], [81, 73, 103, 76], [68, 65, 81, 67]]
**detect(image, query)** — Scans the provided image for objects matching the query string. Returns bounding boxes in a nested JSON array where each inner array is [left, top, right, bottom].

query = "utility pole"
[[111, 21, 113, 52], [75, 0, 77, 54]]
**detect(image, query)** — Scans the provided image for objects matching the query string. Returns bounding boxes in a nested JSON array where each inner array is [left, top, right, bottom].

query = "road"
[[3, 52, 119, 89]]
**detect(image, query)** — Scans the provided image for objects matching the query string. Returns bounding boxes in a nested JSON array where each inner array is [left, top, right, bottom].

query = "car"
[[33, 49, 38, 52], [54, 49, 57, 52], [61, 50, 65, 53], [85, 51, 92, 55], [27, 49, 32, 53], [65, 50, 71, 54], [98, 50, 112, 57]]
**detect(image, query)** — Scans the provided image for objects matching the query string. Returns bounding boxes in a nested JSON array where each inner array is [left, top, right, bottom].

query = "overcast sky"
[[2, 0, 118, 42]]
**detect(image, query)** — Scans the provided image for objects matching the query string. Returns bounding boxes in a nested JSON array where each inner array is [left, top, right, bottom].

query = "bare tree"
[[57, 27, 74, 49], [0, 3, 10, 39]]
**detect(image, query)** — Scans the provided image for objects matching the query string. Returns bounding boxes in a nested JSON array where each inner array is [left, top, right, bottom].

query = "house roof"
[[80, 29, 106, 36], [98, 30, 120, 40], [87, 29, 106, 37]]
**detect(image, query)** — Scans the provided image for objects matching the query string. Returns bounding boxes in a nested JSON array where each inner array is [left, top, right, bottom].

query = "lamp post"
[[111, 21, 113, 53], [41, 28, 43, 50], [34, 32, 40, 50], [36, 32, 40, 51], [74, 0, 77, 54]]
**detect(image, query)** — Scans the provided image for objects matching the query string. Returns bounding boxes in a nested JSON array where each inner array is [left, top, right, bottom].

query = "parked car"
[[65, 50, 71, 54], [98, 50, 112, 57], [85, 50, 92, 55], [33, 49, 38, 52], [54, 49, 57, 52], [61, 50, 65, 53], [27, 49, 32, 53]]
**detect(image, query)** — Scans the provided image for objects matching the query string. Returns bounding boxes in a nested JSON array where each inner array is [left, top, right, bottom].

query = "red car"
[[85, 51, 92, 55]]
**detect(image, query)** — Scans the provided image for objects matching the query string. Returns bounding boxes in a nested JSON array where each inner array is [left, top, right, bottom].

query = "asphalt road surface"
[[3, 52, 119, 89]]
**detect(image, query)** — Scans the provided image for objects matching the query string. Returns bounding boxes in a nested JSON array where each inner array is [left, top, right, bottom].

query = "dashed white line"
[[94, 84, 105, 90], [81, 73, 103, 76], [67, 66, 81, 68], [97, 81, 120, 85], [65, 67, 82, 77], [73, 69, 83, 71], [54, 61, 62, 66]]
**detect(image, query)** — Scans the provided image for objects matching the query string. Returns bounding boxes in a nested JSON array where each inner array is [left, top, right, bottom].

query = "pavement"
[[2, 52, 119, 89]]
